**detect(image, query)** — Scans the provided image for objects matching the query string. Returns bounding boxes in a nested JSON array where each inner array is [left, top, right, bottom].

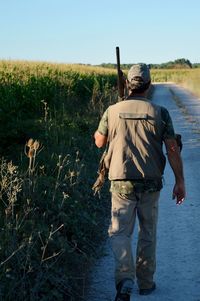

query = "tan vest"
[[104, 97, 166, 180]]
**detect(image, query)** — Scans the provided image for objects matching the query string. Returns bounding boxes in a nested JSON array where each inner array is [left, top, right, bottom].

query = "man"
[[94, 63, 185, 301]]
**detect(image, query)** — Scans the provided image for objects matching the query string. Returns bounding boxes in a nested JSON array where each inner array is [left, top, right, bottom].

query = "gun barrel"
[[116, 46, 120, 73], [116, 46, 124, 98]]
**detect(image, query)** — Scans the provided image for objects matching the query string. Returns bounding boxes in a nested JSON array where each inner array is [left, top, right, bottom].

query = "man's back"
[[105, 97, 166, 181]]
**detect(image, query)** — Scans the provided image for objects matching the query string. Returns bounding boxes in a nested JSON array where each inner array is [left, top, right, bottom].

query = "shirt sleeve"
[[97, 108, 108, 136], [161, 107, 176, 139]]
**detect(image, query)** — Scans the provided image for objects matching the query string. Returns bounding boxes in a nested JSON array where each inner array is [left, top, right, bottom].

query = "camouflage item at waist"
[[110, 179, 163, 194]]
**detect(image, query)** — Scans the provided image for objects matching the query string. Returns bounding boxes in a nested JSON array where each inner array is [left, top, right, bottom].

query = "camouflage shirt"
[[97, 98, 175, 194]]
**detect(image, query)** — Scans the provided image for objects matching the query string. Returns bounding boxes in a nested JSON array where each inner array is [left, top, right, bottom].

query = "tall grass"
[[0, 60, 117, 156], [0, 60, 116, 300], [151, 68, 200, 97]]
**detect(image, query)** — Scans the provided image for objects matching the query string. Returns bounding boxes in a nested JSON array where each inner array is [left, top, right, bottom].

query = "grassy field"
[[0, 61, 199, 300], [151, 68, 200, 96]]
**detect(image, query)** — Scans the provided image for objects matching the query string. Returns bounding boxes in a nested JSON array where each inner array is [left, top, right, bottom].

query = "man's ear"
[[126, 79, 131, 92]]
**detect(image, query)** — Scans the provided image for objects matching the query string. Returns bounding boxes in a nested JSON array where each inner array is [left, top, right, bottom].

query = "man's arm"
[[94, 131, 107, 148], [164, 138, 186, 205], [94, 108, 109, 148]]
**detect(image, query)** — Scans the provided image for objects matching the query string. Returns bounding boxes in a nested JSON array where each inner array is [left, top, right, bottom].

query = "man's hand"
[[172, 180, 186, 205], [164, 138, 186, 205]]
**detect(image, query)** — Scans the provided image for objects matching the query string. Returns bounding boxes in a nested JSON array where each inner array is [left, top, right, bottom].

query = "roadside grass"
[[151, 68, 200, 97], [0, 61, 115, 300]]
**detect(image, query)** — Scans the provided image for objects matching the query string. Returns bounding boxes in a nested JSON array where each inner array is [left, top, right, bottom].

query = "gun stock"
[[116, 46, 124, 98]]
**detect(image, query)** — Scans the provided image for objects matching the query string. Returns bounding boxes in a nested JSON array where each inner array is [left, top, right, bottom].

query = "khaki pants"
[[108, 191, 160, 289]]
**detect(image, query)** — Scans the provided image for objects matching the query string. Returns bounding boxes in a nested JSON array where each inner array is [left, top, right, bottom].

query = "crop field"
[[0, 60, 199, 300], [151, 68, 200, 96]]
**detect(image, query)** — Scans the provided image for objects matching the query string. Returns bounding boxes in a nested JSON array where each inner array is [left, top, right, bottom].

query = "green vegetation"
[[149, 58, 193, 69], [0, 61, 117, 157], [100, 58, 198, 70], [0, 61, 117, 301]]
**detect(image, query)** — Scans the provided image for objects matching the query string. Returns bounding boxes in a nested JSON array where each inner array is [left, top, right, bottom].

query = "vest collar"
[[126, 96, 148, 102]]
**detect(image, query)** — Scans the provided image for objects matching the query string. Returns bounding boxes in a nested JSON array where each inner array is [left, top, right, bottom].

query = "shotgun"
[[93, 47, 125, 195], [116, 46, 125, 98]]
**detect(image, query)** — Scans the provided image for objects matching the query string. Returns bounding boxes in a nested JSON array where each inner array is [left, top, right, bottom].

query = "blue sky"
[[0, 0, 199, 65]]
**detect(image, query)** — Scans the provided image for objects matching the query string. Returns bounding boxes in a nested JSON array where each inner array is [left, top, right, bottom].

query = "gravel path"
[[86, 84, 200, 301]]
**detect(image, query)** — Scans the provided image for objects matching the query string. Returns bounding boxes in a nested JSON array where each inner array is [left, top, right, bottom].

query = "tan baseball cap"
[[128, 63, 151, 85]]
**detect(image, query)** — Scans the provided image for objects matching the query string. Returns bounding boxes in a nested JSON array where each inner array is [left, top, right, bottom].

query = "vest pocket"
[[119, 113, 148, 120]]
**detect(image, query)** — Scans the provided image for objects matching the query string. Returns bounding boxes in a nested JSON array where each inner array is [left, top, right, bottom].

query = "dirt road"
[[86, 84, 200, 301]]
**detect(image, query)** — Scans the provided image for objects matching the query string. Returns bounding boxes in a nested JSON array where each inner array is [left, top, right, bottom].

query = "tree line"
[[99, 58, 200, 69]]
